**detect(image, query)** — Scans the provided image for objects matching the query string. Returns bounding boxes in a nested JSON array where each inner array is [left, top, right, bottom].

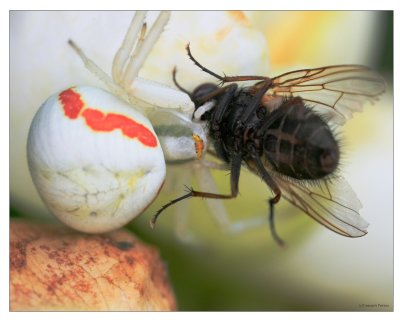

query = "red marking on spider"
[[59, 88, 157, 147], [59, 88, 84, 119]]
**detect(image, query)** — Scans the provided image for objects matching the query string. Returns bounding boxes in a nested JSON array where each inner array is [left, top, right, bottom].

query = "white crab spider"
[[28, 11, 246, 234]]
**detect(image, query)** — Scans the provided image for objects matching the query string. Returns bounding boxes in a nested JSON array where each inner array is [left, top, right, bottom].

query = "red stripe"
[[58, 88, 157, 147], [59, 88, 83, 119], [82, 108, 157, 147]]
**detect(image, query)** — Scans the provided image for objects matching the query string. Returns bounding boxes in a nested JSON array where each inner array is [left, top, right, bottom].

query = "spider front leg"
[[114, 11, 171, 89], [114, 11, 195, 114], [112, 11, 147, 84], [69, 11, 195, 115], [68, 39, 128, 101]]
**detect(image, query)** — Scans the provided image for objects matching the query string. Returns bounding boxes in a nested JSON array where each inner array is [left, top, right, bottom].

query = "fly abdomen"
[[262, 97, 339, 180]]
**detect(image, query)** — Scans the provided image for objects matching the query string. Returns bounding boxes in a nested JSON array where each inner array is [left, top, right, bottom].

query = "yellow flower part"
[[247, 11, 382, 72]]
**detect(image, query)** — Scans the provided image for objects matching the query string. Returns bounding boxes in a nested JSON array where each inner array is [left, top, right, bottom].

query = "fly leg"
[[150, 153, 242, 228], [194, 160, 266, 234], [186, 44, 273, 125], [251, 149, 285, 246], [186, 44, 270, 84]]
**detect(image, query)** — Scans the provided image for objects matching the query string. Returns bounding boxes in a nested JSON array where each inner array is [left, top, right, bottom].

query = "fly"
[[150, 43, 386, 246]]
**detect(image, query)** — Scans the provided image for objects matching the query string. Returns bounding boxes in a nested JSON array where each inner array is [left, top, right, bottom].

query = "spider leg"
[[112, 11, 147, 84], [68, 39, 130, 102], [121, 11, 171, 87]]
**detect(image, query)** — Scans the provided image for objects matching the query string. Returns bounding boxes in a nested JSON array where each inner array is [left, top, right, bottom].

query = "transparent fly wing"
[[267, 65, 386, 125], [273, 173, 369, 237], [147, 109, 208, 162]]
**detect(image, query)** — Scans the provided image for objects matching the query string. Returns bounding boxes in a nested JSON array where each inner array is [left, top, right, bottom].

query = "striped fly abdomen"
[[263, 97, 339, 180]]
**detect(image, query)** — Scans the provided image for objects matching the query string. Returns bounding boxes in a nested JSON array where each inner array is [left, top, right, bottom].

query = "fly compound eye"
[[192, 83, 219, 106]]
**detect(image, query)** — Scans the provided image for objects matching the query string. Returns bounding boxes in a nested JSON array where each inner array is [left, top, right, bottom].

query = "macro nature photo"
[[9, 11, 393, 312]]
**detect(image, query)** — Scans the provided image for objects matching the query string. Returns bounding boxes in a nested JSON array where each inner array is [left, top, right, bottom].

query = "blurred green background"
[[10, 11, 393, 311]]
